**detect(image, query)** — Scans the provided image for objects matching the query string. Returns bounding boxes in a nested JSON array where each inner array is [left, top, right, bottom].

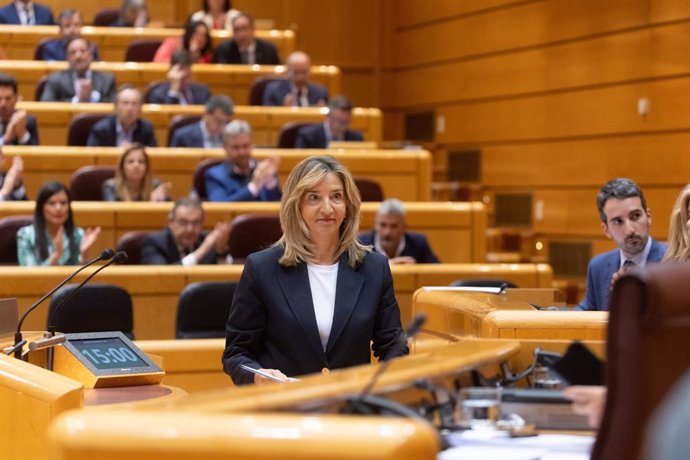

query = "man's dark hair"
[[170, 49, 193, 67], [205, 95, 234, 116], [328, 95, 353, 113], [169, 196, 204, 221], [0, 72, 18, 94], [58, 8, 79, 25], [231, 12, 255, 28], [597, 178, 647, 223]]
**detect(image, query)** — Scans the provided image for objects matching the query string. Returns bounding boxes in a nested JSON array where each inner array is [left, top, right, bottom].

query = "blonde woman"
[[222, 155, 408, 385], [663, 183, 690, 262], [102, 143, 170, 202]]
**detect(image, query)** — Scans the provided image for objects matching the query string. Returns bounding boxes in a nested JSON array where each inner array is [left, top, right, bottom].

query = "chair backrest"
[[248, 76, 284, 105], [175, 282, 238, 339], [353, 177, 384, 202], [70, 165, 115, 201], [124, 39, 162, 62], [115, 231, 151, 265], [67, 113, 108, 146], [0, 215, 32, 265], [33, 38, 51, 60], [449, 279, 518, 289], [277, 122, 313, 148], [168, 114, 202, 146], [191, 158, 223, 200], [93, 8, 120, 26], [47, 283, 134, 339], [227, 214, 283, 263], [591, 263, 690, 460]]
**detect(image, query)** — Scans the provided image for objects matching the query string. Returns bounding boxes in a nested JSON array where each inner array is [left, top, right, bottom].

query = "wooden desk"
[[1, 263, 553, 340], [2, 60, 340, 105], [0, 25, 295, 62], [14, 102, 379, 147], [2, 145, 422, 200]]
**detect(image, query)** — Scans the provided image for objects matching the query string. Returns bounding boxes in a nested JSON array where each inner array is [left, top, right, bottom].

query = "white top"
[[307, 261, 339, 350]]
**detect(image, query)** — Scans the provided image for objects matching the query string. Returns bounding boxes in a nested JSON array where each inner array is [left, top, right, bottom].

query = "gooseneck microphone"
[[13, 248, 115, 359], [345, 313, 427, 415]]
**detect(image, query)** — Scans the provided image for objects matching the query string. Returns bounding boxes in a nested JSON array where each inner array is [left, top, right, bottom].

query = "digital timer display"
[[70, 337, 148, 370]]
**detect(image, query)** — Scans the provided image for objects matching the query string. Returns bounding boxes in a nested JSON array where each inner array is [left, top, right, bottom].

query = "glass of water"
[[457, 387, 502, 429], [532, 366, 563, 389]]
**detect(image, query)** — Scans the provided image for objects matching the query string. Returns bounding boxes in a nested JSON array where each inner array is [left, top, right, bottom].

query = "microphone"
[[344, 313, 427, 415], [28, 334, 66, 352], [13, 248, 115, 359]]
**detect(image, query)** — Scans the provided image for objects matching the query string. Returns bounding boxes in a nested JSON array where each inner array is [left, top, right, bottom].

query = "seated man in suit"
[[147, 50, 211, 105], [38, 9, 100, 61], [213, 12, 280, 65], [170, 95, 234, 148], [358, 198, 440, 264], [262, 51, 328, 107], [0, 0, 54, 24], [205, 119, 281, 202], [0, 73, 38, 146], [40, 37, 116, 103], [141, 197, 230, 265], [295, 95, 363, 148], [111, 0, 148, 27], [87, 85, 158, 147], [575, 178, 666, 311]]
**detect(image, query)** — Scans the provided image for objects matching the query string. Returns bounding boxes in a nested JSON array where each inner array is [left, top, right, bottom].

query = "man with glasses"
[[141, 197, 230, 265], [170, 95, 233, 148], [295, 95, 363, 148]]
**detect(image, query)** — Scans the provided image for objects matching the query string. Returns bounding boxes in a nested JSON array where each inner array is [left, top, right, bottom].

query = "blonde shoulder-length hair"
[[664, 183, 690, 262], [277, 155, 369, 267], [114, 143, 154, 201]]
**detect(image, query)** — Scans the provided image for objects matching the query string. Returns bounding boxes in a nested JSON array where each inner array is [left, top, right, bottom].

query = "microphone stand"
[[13, 249, 114, 360], [45, 252, 127, 370]]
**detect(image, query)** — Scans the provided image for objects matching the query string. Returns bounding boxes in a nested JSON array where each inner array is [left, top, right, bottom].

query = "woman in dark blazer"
[[223, 155, 408, 385]]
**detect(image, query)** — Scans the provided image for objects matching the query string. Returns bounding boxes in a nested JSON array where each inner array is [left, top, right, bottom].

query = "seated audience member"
[[262, 51, 328, 107], [111, 0, 148, 27], [102, 143, 170, 201], [17, 181, 101, 266], [40, 38, 116, 103], [358, 198, 440, 264], [575, 178, 666, 311], [213, 12, 280, 64], [153, 19, 213, 64], [295, 95, 363, 148], [140, 197, 229, 265], [190, 0, 239, 30], [170, 95, 233, 148], [148, 50, 210, 105], [0, 73, 39, 145], [205, 120, 281, 202], [0, 0, 54, 25], [39, 9, 100, 61], [661, 183, 690, 262], [0, 147, 25, 201], [87, 85, 157, 147]]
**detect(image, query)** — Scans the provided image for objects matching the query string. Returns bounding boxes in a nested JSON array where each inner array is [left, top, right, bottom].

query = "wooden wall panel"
[[392, 0, 524, 28], [650, 0, 690, 22]]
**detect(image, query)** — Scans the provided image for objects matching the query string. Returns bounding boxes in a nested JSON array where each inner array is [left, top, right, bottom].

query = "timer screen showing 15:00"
[[70, 337, 148, 370]]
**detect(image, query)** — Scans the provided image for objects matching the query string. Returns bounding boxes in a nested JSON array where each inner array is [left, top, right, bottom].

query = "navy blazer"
[[213, 38, 281, 65], [575, 238, 666, 311], [39, 39, 100, 61], [146, 81, 210, 105], [205, 162, 281, 202], [40, 70, 116, 103], [262, 80, 328, 107], [0, 2, 54, 24], [223, 246, 408, 385], [358, 230, 440, 264], [1, 114, 39, 145], [170, 121, 204, 148], [140, 227, 217, 265], [86, 116, 158, 147], [294, 123, 364, 149]]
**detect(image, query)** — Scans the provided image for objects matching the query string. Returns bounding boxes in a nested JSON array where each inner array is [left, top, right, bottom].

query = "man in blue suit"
[[262, 51, 328, 107], [576, 178, 666, 311], [147, 50, 210, 106], [170, 95, 234, 148], [0, 0, 54, 24], [38, 9, 100, 61], [358, 198, 440, 264], [295, 95, 364, 149]]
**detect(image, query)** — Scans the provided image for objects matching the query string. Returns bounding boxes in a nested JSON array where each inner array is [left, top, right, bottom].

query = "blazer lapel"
[[278, 264, 327, 361], [326, 256, 364, 354], [602, 251, 619, 311]]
